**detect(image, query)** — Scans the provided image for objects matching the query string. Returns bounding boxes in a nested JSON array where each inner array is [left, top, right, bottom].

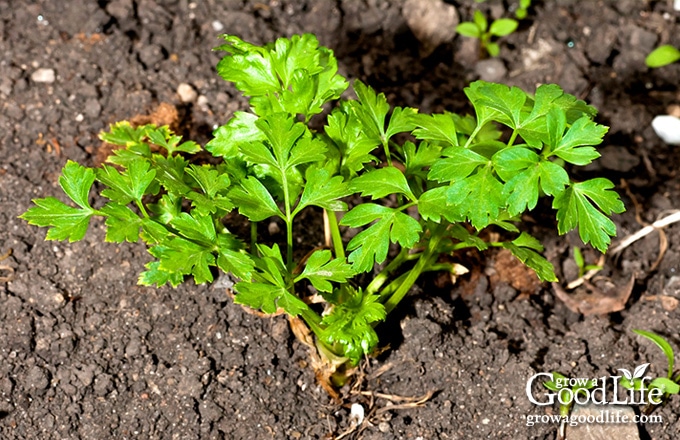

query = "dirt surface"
[[1, 0, 680, 439]]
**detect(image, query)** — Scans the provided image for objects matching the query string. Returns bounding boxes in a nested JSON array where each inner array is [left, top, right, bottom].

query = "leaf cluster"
[[21, 34, 624, 369]]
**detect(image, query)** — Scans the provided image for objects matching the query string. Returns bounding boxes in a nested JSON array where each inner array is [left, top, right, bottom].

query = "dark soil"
[[2, 0, 680, 439]]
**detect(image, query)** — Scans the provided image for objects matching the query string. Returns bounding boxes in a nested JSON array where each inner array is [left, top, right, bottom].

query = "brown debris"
[[552, 275, 635, 315], [489, 248, 542, 294]]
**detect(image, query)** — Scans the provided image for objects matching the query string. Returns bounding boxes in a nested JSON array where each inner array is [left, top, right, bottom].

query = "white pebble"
[[212, 20, 224, 32], [177, 83, 197, 103], [349, 403, 364, 426], [31, 68, 55, 83], [75, 114, 84, 122], [675, 0, 680, 11], [652, 115, 680, 145]]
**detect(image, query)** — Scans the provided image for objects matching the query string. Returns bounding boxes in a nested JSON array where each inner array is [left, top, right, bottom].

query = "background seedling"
[[456, 10, 518, 57], [646, 45, 680, 68], [622, 329, 680, 413], [543, 372, 596, 439]]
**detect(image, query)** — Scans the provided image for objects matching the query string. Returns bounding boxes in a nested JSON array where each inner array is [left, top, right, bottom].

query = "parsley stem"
[[250, 221, 258, 254], [281, 169, 294, 267], [135, 200, 149, 219], [507, 129, 518, 147], [382, 223, 446, 314], [463, 124, 483, 149], [382, 138, 392, 165], [365, 247, 410, 295], [325, 209, 345, 259]]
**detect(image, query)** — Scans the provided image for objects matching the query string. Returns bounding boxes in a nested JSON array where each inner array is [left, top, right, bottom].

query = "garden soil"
[[1, 0, 680, 439]]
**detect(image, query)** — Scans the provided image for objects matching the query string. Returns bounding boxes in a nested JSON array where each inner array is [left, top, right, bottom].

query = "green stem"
[[135, 200, 149, 219], [507, 129, 518, 147], [463, 125, 483, 149], [382, 224, 447, 314], [365, 247, 410, 295], [281, 172, 293, 267], [382, 138, 392, 165], [325, 210, 345, 259], [250, 221, 258, 254], [299, 307, 323, 335]]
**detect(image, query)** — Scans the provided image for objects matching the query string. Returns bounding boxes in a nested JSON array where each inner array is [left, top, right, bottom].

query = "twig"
[[610, 210, 680, 256]]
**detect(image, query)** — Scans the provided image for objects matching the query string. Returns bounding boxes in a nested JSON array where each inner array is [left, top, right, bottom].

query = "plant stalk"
[[325, 209, 345, 259], [382, 224, 447, 314]]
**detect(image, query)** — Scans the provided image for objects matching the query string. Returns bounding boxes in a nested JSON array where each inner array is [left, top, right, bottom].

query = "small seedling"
[[620, 329, 680, 413], [572, 246, 602, 278], [514, 0, 531, 19], [21, 34, 624, 391], [646, 45, 680, 68], [456, 10, 518, 57], [543, 372, 596, 439]]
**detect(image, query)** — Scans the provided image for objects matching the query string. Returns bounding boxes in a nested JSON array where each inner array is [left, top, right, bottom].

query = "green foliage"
[[21, 34, 623, 375], [456, 9, 519, 57], [646, 45, 680, 68]]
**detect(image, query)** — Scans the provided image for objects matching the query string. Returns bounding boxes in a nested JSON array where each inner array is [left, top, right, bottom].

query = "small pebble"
[[212, 20, 224, 32], [75, 114, 84, 122], [652, 115, 680, 145], [474, 58, 507, 83], [31, 68, 55, 83], [177, 83, 197, 103]]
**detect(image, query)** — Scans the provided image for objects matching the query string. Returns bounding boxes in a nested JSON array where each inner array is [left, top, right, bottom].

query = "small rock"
[[177, 83, 197, 103], [349, 403, 365, 427], [652, 115, 680, 145], [567, 403, 640, 440], [403, 0, 458, 55], [25, 366, 50, 391], [31, 68, 55, 83], [474, 58, 507, 82], [211, 20, 224, 32]]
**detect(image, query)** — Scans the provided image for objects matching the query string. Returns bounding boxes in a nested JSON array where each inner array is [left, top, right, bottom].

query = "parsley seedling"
[[456, 9, 518, 57], [21, 34, 624, 389], [646, 45, 680, 68]]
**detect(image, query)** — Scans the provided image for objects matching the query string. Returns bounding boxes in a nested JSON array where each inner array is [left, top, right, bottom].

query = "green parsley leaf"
[[97, 160, 156, 205], [428, 147, 487, 183], [151, 237, 216, 284], [320, 287, 386, 364], [100, 203, 142, 243], [229, 177, 282, 221], [446, 165, 504, 229], [466, 81, 527, 128], [553, 178, 625, 252], [493, 148, 569, 214], [139, 261, 184, 288], [295, 167, 350, 213], [341, 204, 422, 272], [385, 106, 417, 140], [100, 121, 150, 147], [60, 161, 96, 209], [551, 116, 607, 165], [20, 197, 94, 242], [326, 106, 379, 176], [20, 161, 97, 242], [169, 212, 216, 246], [206, 112, 264, 158], [502, 233, 557, 282], [411, 112, 460, 147], [296, 250, 355, 292], [418, 186, 464, 223], [351, 167, 416, 201], [353, 80, 389, 143]]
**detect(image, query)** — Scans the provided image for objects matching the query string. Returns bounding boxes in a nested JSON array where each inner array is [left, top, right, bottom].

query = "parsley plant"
[[21, 34, 624, 384]]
